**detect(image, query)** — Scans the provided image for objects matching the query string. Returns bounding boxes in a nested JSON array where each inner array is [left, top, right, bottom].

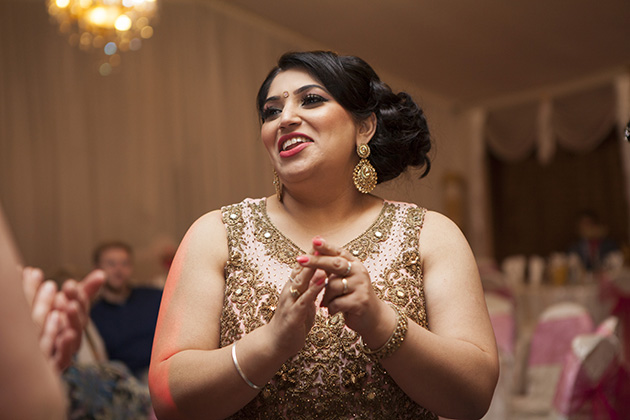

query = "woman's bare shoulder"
[[191, 209, 225, 230], [178, 209, 228, 268], [419, 210, 475, 268], [421, 210, 467, 243]]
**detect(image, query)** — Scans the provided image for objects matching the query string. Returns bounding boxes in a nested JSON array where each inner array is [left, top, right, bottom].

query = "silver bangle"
[[231, 342, 263, 390]]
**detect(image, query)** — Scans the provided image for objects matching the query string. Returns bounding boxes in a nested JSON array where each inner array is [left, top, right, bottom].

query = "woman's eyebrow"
[[294, 84, 325, 94], [264, 84, 327, 104]]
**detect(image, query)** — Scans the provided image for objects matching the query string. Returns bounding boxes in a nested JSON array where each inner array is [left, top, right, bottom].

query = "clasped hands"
[[270, 236, 396, 356], [22, 267, 105, 372]]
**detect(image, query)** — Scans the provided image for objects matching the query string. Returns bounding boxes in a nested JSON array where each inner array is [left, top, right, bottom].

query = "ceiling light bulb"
[[115, 14, 132, 31]]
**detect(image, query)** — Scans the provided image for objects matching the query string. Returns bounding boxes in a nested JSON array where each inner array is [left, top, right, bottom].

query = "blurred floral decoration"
[[47, 0, 158, 75]]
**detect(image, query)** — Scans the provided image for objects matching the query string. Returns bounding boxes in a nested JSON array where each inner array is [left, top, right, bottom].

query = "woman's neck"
[[266, 187, 384, 249]]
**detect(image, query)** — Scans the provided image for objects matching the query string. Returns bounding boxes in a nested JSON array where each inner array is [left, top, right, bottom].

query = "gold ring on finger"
[[290, 286, 301, 299], [341, 278, 348, 295]]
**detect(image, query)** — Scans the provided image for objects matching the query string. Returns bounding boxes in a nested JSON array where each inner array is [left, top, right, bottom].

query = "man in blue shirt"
[[90, 241, 162, 381], [568, 210, 620, 272]]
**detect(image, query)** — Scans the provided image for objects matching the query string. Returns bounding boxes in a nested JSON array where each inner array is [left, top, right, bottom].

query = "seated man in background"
[[90, 241, 162, 382], [568, 210, 620, 272]]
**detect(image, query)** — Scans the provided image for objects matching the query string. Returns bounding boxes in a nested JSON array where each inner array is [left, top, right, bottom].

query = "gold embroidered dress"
[[220, 198, 437, 419]]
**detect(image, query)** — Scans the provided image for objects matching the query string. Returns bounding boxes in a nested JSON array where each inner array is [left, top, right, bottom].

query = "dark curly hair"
[[256, 51, 432, 183]]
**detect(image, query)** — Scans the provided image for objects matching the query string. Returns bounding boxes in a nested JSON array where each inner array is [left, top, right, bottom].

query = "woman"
[[149, 51, 498, 419]]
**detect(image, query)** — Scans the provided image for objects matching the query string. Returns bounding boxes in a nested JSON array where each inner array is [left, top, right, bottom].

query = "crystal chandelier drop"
[[47, 0, 158, 75]]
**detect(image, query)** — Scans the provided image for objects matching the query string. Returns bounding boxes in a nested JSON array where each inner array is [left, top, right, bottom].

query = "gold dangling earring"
[[273, 170, 283, 202], [353, 143, 377, 194]]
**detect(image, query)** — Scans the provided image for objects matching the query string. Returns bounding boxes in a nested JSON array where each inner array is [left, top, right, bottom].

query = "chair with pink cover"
[[511, 302, 594, 419], [551, 316, 628, 419], [482, 292, 516, 419], [600, 267, 630, 365], [486, 292, 516, 357]]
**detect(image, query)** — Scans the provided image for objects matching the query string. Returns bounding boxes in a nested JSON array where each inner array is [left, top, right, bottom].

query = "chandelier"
[[47, 0, 158, 75]]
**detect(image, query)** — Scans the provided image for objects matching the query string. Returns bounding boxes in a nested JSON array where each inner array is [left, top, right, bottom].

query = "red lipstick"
[[277, 132, 313, 158]]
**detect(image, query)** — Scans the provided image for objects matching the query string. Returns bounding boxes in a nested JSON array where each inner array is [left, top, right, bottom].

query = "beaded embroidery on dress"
[[220, 198, 437, 420]]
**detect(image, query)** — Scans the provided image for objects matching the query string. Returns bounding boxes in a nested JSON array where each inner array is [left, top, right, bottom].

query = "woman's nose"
[[279, 104, 301, 129]]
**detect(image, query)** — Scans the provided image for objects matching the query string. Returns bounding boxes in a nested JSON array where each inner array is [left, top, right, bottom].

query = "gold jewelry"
[[353, 143, 377, 194], [273, 170, 283, 202], [290, 286, 301, 298], [231, 342, 263, 390], [282, 91, 289, 98], [359, 305, 408, 360], [343, 262, 352, 276], [341, 278, 348, 294]]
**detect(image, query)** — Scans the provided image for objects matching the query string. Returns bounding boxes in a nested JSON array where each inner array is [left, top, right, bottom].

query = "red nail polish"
[[313, 238, 323, 246], [296, 255, 309, 264], [316, 276, 326, 285]]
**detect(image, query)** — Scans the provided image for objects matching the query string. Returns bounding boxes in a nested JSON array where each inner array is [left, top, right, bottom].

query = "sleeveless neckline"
[[259, 198, 389, 255]]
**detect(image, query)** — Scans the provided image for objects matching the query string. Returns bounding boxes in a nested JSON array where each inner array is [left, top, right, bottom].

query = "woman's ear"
[[357, 113, 377, 144]]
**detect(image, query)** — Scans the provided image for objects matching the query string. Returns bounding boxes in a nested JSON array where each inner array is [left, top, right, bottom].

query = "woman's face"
[[260, 69, 360, 184]]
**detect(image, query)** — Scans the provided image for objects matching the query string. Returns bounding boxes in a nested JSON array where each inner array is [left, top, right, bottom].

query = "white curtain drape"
[[0, 0, 449, 278], [4, 0, 624, 270], [0, 0, 312, 277], [481, 78, 630, 246], [554, 84, 617, 153], [485, 101, 539, 162], [485, 83, 618, 163]]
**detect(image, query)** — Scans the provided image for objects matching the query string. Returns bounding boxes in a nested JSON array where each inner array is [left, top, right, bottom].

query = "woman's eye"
[[261, 107, 281, 122], [302, 94, 327, 106]]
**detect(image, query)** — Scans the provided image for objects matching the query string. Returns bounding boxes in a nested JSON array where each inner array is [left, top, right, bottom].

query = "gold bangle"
[[359, 305, 408, 360], [231, 342, 263, 390]]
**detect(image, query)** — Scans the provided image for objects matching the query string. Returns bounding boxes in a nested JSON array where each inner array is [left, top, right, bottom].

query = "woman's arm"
[[149, 210, 326, 420], [379, 211, 498, 419], [300, 211, 499, 420]]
